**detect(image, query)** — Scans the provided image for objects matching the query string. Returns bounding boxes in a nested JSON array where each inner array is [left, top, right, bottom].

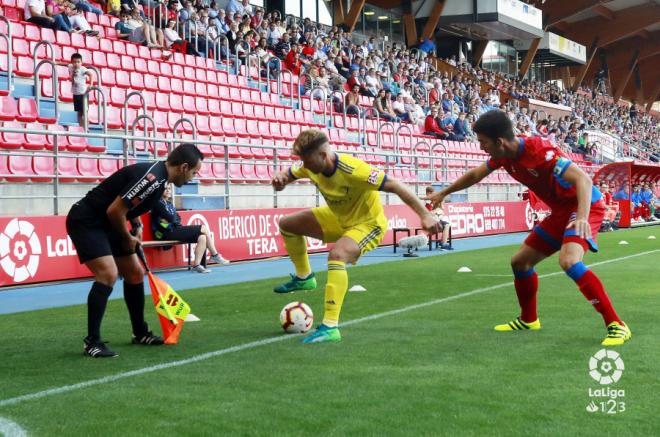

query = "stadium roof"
[[344, 0, 660, 109], [533, 0, 660, 107]]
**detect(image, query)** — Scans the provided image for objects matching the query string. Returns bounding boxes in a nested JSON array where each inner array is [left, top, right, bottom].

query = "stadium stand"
[[0, 0, 657, 220]]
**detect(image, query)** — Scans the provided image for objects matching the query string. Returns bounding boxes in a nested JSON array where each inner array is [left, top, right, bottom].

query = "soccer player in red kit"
[[426, 110, 631, 346]]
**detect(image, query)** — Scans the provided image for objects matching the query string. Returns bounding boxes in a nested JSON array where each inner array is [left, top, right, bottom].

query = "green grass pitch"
[[0, 227, 658, 436]]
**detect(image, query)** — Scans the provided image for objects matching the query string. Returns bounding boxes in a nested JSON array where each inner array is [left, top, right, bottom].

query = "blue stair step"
[[12, 83, 35, 98]]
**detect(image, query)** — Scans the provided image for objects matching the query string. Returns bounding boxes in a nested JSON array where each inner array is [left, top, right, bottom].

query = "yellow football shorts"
[[311, 206, 386, 257]]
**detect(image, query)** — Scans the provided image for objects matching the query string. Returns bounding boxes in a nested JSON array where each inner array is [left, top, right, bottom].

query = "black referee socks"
[[123, 282, 147, 336], [87, 281, 114, 341]]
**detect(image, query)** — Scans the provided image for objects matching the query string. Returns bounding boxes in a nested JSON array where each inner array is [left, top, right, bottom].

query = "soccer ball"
[[279, 302, 313, 334]]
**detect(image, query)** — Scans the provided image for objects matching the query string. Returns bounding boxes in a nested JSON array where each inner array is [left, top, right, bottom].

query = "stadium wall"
[[0, 201, 534, 287]]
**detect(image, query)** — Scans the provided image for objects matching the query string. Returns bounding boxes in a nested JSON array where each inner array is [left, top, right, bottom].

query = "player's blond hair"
[[292, 129, 329, 156]]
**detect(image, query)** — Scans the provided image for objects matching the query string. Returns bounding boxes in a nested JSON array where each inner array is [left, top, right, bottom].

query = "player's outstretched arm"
[[271, 170, 295, 191], [561, 163, 593, 239], [382, 178, 441, 234], [425, 163, 492, 208]]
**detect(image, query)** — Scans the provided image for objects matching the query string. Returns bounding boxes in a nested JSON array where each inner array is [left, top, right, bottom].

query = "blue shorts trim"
[[533, 225, 561, 250], [512, 267, 536, 279], [566, 261, 588, 281]]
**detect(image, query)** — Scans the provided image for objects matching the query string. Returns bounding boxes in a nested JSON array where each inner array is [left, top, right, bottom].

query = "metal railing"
[[0, 16, 12, 94], [0, 124, 525, 216], [34, 59, 59, 123]]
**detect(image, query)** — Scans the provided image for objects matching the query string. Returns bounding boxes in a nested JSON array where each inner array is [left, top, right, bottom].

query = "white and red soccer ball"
[[279, 301, 313, 333]]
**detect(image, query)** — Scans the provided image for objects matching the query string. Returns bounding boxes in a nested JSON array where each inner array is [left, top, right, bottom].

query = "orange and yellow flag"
[[146, 271, 191, 344]]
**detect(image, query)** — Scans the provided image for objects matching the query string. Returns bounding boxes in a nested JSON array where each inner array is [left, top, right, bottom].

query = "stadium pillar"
[[572, 38, 599, 91], [518, 38, 541, 79], [333, 0, 345, 23], [403, 13, 417, 47], [613, 50, 639, 103], [342, 0, 366, 32], [561, 66, 572, 90], [420, 0, 446, 40], [472, 40, 488, 66]]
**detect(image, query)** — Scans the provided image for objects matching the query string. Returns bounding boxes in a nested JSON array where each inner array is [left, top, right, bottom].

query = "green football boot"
[[301, 324, 342, 344], [273, 273, 317, 293]]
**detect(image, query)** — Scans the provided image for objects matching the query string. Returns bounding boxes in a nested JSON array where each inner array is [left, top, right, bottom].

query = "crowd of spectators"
[[23, 0, 658, 162]]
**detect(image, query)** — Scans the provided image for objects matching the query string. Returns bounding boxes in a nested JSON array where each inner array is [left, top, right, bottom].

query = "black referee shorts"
[[159, 225, 202, 244], [66, 201, 133, 263]]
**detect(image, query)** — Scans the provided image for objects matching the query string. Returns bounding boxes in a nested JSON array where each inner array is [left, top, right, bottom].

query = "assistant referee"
[[66, 143, 204, 358]]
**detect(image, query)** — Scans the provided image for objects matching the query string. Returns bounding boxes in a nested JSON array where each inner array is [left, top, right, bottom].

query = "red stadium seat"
[[32, 155, 54, 182], [228, 163, 243, 182], [66, 126, 89, 152], [16, 98, 38, 123], [212, 161, 226, 181], [7, 155, 34, 182], [197, 161, 215, 183], [23, 123, 50, 150], [0, 96, 18, 120], [98, 156, 119, 177], [77, 157, 102, 181], [0, 121, 25, 149], [144, 74, 158, 92], [57, 156, 80, 182]]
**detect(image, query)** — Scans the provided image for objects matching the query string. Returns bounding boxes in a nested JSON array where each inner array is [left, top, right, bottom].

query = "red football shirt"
[[486, 136, 602, 211]]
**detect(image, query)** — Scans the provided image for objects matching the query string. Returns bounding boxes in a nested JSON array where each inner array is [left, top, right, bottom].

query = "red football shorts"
[[525, 201, 606, 256]]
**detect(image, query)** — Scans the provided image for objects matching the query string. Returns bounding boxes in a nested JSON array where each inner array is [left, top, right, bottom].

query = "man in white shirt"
[[25, 0, 57, 29]]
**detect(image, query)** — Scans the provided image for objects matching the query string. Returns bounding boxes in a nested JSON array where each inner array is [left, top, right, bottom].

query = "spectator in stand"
[[274, 32, 291, 59], [44, 0, 75, 32], [284, 44, 303, 76], [68, 53, 95, 127], [163, 19, 188, 54], [73, 0, 103, 14], [115, 11, 157, 47], [26, 0, 64, 30], [418, 37, 435, 54], [251, 8, 263, 29], [344, 83, 361, 116], [453, 112, 469, 141], [392, 93, 410, 122], [424, 107, 448, 139], [373, 89, 398, 122], [65, 4, 100, 35], [225, 0, 242, 16]]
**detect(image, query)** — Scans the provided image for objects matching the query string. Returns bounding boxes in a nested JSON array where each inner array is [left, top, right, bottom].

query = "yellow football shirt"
[[289, 153, 387, 228]]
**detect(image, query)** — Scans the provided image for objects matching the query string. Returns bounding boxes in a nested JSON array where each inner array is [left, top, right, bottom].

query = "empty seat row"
[[0, 153, 120, 182], [1, 121, 101, 152]]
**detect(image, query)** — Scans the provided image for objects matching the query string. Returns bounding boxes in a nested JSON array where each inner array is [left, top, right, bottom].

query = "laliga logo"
[[0, 218, 42, 282], [525, 203, 535, 229], [589, 349, 624, 385]]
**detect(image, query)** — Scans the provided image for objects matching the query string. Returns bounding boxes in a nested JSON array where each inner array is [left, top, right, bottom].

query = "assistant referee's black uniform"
[[67, 160, 170, 356]]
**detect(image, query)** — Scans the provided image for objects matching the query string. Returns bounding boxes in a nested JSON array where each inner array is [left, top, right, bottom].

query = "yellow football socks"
[[281, 230, 312, 279], [322, 261, 348, 327]]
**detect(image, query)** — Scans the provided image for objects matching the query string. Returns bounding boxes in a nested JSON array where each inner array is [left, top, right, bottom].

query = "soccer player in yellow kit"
[[271, 129, 441, 344]]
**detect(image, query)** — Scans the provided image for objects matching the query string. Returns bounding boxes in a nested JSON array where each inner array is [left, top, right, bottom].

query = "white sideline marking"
[[0, 416, 28, 437], [473, 274, 513, 277], [0, 249, 657, 409]]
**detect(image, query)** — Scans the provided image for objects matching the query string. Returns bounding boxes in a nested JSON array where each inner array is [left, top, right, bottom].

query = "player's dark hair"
[[473, 110, 515, 141], [71, 53, 83, 62], [167, 143, 204, 167]]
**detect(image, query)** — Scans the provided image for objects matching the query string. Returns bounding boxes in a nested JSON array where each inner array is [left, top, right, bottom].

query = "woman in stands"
[[151, 184, 229, 274]]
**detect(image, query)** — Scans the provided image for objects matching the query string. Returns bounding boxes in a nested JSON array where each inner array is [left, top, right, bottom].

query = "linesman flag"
[[136, 245, 191, 344]]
